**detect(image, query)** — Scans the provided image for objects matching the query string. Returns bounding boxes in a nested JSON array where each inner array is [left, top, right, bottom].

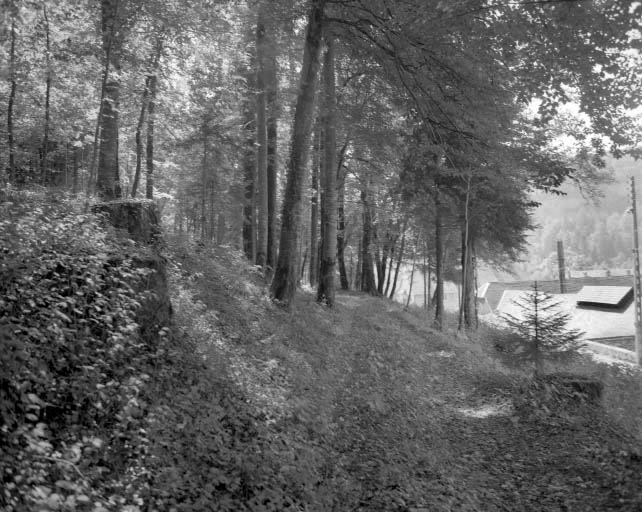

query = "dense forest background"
[[1, 0, 641, 323], [518, 156, 640, 281]]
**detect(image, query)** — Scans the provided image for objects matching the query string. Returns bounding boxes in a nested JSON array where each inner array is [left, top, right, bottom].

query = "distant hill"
[[512, 157, 641, 280]]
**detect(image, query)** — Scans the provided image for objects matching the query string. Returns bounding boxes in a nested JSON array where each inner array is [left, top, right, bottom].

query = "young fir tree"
[[501, 282, 584, 377]]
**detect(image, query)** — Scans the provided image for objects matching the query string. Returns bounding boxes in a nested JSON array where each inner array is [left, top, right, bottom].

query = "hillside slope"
[[164, 240, 642, 511]]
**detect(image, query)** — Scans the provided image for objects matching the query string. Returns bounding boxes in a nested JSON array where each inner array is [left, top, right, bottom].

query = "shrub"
[[0, 190, 157, 511]]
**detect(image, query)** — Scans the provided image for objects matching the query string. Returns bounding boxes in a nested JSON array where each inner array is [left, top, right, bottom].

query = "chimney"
[[557, 240, 567, 293]]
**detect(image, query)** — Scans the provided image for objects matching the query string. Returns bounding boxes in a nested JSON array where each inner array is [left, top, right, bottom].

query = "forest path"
[[299, 292, 642, 511], [178, 247, 642, 511]]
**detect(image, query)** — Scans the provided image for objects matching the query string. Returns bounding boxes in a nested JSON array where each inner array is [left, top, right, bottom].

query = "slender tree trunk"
[[434, 187, 444, 330], [461, 233, 477, 330], [96, 0, 122, 200], [72, 146, 79, 194], [201, 127, 208, 239], [337, 158, 349, 290], [458, 175, 473, 330], [242, 73, 256, 260], [271, 0, 326, 305], [42, 4, 51, 186], [131, 75, 150, 197], [384, 241, 395, 296], [389, 217, 408, 300], [309, 124, 320, 286], [266, 24, 278, 271], [423, 240, 428, 309], [7, 11, 17, 183], [406, 232, 420, 308], [360, 187, 378, 295], [317, 33, 337, 306], [145, 76, 157, 199], [355, 240, 362, 291], [256, 14, 269, 268]]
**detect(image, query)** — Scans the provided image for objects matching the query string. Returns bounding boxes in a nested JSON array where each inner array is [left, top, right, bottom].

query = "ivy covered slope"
[[3, 190, 642, 511]]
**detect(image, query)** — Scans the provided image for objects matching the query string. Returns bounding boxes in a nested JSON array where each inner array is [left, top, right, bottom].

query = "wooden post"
[[630, 177, 642, 365]]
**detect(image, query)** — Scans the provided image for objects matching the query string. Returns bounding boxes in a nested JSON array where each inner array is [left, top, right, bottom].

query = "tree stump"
[[92, 200, 162, 245], [94, 200, 171, 340], [540, 373, 604, 406]]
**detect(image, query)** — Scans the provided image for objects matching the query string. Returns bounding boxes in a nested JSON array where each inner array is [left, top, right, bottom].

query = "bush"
[[0, 190, 159, 511]]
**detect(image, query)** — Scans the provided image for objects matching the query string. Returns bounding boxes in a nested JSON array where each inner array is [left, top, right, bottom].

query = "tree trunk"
[[434, 187, 445, 330], [242, 73, 256, 260], [461, 233, 477, 330], [384, 241, 395, 296], [256, 14, 269, 268], [337, 152, 349, 290], [131, 75, 150, 197], [7, 11, 17, 183], [458, 176, 473, 330], [42, 4, 51, 186], [360, 187, 378, 295], [96, 0, 123, 200], [72, 146, 79, 194], [317, 33, 337, 306], [145, 41, 161, 200], [309, 125, 320, 286], [266, 23, 278, 271], [271, 0, 325, 305], [201, 128, 208, 239], [406, 232, 420, 308], [389, 217, 408, 300]]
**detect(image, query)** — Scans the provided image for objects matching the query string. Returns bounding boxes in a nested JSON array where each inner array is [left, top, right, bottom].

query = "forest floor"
[[166, 240, 642, 511]]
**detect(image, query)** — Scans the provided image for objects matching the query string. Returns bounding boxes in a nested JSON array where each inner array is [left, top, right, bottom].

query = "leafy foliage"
[[0, 189, 159, 511]]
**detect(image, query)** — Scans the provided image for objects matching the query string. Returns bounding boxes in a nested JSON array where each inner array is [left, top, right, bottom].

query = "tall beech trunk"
[[337, 142, 349, 290], [389, 217, 408, 300], [42, 4, 51, 185], [309, 126, 320, 286], [317, 34, 337, 306], [266, 45, 278, 270], [96, 0, 123, 200], [271, 0, 325, 305], [360, 187, 378, 295], [242, 73, 256, 260], [434, 187, 445, 330], [256, 14, 269, 268], [145, 74, 157, 199], [201, 128, 208, 239], [131, 75, 150, 197], [7, 11, 17, 183]]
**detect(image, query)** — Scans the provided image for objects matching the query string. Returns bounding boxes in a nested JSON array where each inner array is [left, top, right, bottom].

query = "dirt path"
[[324, 294, 642, 511]]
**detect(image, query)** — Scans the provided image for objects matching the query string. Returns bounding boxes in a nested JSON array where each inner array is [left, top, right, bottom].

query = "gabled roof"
[[576, 286, 633, 308], [480, 276, 634, 311]]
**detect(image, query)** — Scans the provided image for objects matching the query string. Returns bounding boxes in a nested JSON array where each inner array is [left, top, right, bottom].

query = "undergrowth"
[[1, 189, 159, 511]]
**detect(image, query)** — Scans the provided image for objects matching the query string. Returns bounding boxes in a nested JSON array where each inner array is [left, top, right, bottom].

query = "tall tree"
[[96, 0, 126, 200], [256, 9, 269, 268], [317, 32, 337, 306], [6, 1, 18, 183], [271, 0, 326, 305]]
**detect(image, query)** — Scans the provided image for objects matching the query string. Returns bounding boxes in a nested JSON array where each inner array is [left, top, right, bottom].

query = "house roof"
[[576, 286, 633, 308], [480, 276, 634, 311], [492, 288, 635, 341]]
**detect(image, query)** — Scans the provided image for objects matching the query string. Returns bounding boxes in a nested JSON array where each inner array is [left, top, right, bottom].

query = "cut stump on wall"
[[94, 200, 171, 340]]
